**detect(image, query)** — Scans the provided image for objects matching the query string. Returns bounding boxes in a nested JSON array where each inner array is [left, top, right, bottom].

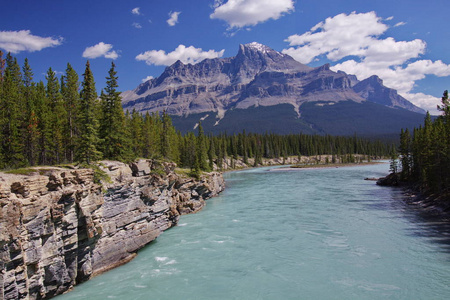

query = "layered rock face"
[[0, 160, 224, 300]]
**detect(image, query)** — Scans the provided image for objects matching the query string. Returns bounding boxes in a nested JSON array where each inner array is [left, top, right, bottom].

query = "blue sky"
[[1, 0, 449, 114]]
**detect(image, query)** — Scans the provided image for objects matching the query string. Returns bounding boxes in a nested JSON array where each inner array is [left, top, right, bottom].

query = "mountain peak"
[[234, 42, 312, 75], [243, 42, 272, 53], [237, 42, 282, 58], [367, 75, 383, 85]]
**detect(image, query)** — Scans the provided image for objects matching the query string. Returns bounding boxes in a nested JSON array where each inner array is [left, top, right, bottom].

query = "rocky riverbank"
[[217, 154, 376, 171], [377, 173, 450, 216], [0, 160, 224, 300]]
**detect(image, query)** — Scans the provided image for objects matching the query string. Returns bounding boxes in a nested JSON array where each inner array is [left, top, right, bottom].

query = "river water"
[[56, 163, 450, 300]]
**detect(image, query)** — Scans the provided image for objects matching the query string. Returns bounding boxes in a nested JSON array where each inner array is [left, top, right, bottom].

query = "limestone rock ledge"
[[0, 160, 224, 300]]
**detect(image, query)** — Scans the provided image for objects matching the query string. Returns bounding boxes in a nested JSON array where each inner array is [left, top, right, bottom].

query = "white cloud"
[[0, 30, 62, 54], [82, 42, 119, 60], [167, 11, 181, 26], [136, 45, 225, 66], [132, 7, 141, 15], [394, 21, 406, 27], [401, 93, 441, 115], [210, 0, 294, 28], [142, 75, 154, 83], [132, 22, 142, 29], [282, 11, 450, 112], [283, 12, 389, 64]]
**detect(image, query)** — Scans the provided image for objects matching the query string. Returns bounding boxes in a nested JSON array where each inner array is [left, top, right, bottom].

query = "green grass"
[[4, 167, 54, 175]]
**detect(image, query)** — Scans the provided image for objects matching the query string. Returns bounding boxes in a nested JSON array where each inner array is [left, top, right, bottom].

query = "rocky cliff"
[[0, 160, 224, 300]]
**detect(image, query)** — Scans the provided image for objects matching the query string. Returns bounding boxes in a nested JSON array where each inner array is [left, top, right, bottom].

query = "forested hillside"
[[397, 91, 450, 197], [0, 52, 390, 173]]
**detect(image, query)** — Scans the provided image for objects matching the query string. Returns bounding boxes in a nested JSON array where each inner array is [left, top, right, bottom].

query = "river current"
[[56, 163, 450, 300]]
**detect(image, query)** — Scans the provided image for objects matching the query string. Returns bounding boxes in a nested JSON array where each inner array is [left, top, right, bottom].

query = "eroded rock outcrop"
[[0, 160, 224, 300]]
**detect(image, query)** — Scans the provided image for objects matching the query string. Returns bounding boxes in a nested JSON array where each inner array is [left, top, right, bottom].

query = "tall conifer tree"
[[22, 58, 39, 165], [46, 67, 67, 163], [0, 53, 25, 168], [196, 122, 209, 171], [99, 62, 130, 161], [62, 63, 80, 162], [0, 51, 4, 167], [76, 61, 101, 164]]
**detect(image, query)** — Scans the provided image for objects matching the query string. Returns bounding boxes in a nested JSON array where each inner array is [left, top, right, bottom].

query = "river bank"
[[0, 155, 383, 299], [0, 159, 224, 300], [53, 162, 450, 300], [216, 154, 381, 173], [377, 173, 450, 217]]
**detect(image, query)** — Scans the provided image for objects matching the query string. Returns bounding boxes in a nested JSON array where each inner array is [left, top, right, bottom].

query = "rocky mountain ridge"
[[122, 42, 425, 125], [0, 161, 224, 300]]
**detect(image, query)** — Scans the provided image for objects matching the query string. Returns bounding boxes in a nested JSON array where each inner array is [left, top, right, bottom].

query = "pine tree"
[[160, 111, 180, 162], [76, 61, 101, 164], [141, 112, 161, 159], [0, 51, 4, 168], [0, 53, 25, 168], [99, 62, 130, 161], [196, 122, 209, 171], [0, 50, 5, 83], [208, 137, 215, 170], [46, 67, 67, 164], [34, 81, 52, 165], [128, 109, 143, 158], [62, 63, 80, 163], [389, 144, 398, 175], [399, 128, 411, 180], [22, 58, 39, 166]]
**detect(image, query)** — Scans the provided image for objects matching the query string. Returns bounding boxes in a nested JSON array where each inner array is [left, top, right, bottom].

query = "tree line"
[[0, 51, 390, 173], [397, 91, 450, 195]]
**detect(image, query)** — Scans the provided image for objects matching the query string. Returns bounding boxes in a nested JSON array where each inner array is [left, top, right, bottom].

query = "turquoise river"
[[55, 162, 450, 300]]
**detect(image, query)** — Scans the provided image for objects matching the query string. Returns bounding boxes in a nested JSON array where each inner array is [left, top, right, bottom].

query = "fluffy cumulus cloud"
[[210, 0, 294, 28], [167, 11, 181, 26], [0, 30, 62, 54], [282, 11, 450, 113], [82, 42, 119, 59], [132, 7, 141, 15], [136, 45, 225, 66]]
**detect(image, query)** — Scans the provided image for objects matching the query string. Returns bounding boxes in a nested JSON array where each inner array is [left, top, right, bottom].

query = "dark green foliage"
[[196, 123, 209, 171], [128, 109, 144, 158], [22, 58, 39, 166], [99, 62, 130, 161], [46, 67, 67, 164], [62, 63, 80, 163], [76, 61, 101, 164], [389, 145, 398, 174], [0, 53, 25, 168], [399, 128, 411, 180], [398, 91, 450, 196], [141, 112, 161, 159]]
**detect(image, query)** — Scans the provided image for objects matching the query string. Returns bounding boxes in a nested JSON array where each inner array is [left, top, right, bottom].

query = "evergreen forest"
[[0, 52, 391, 174], [397, 91, 450, 197]]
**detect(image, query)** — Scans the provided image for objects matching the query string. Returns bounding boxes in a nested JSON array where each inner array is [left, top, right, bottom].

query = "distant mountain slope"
[[353, 75, 424, 114], [122, 42, 426, 136], [171, 102, 426, 139]]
